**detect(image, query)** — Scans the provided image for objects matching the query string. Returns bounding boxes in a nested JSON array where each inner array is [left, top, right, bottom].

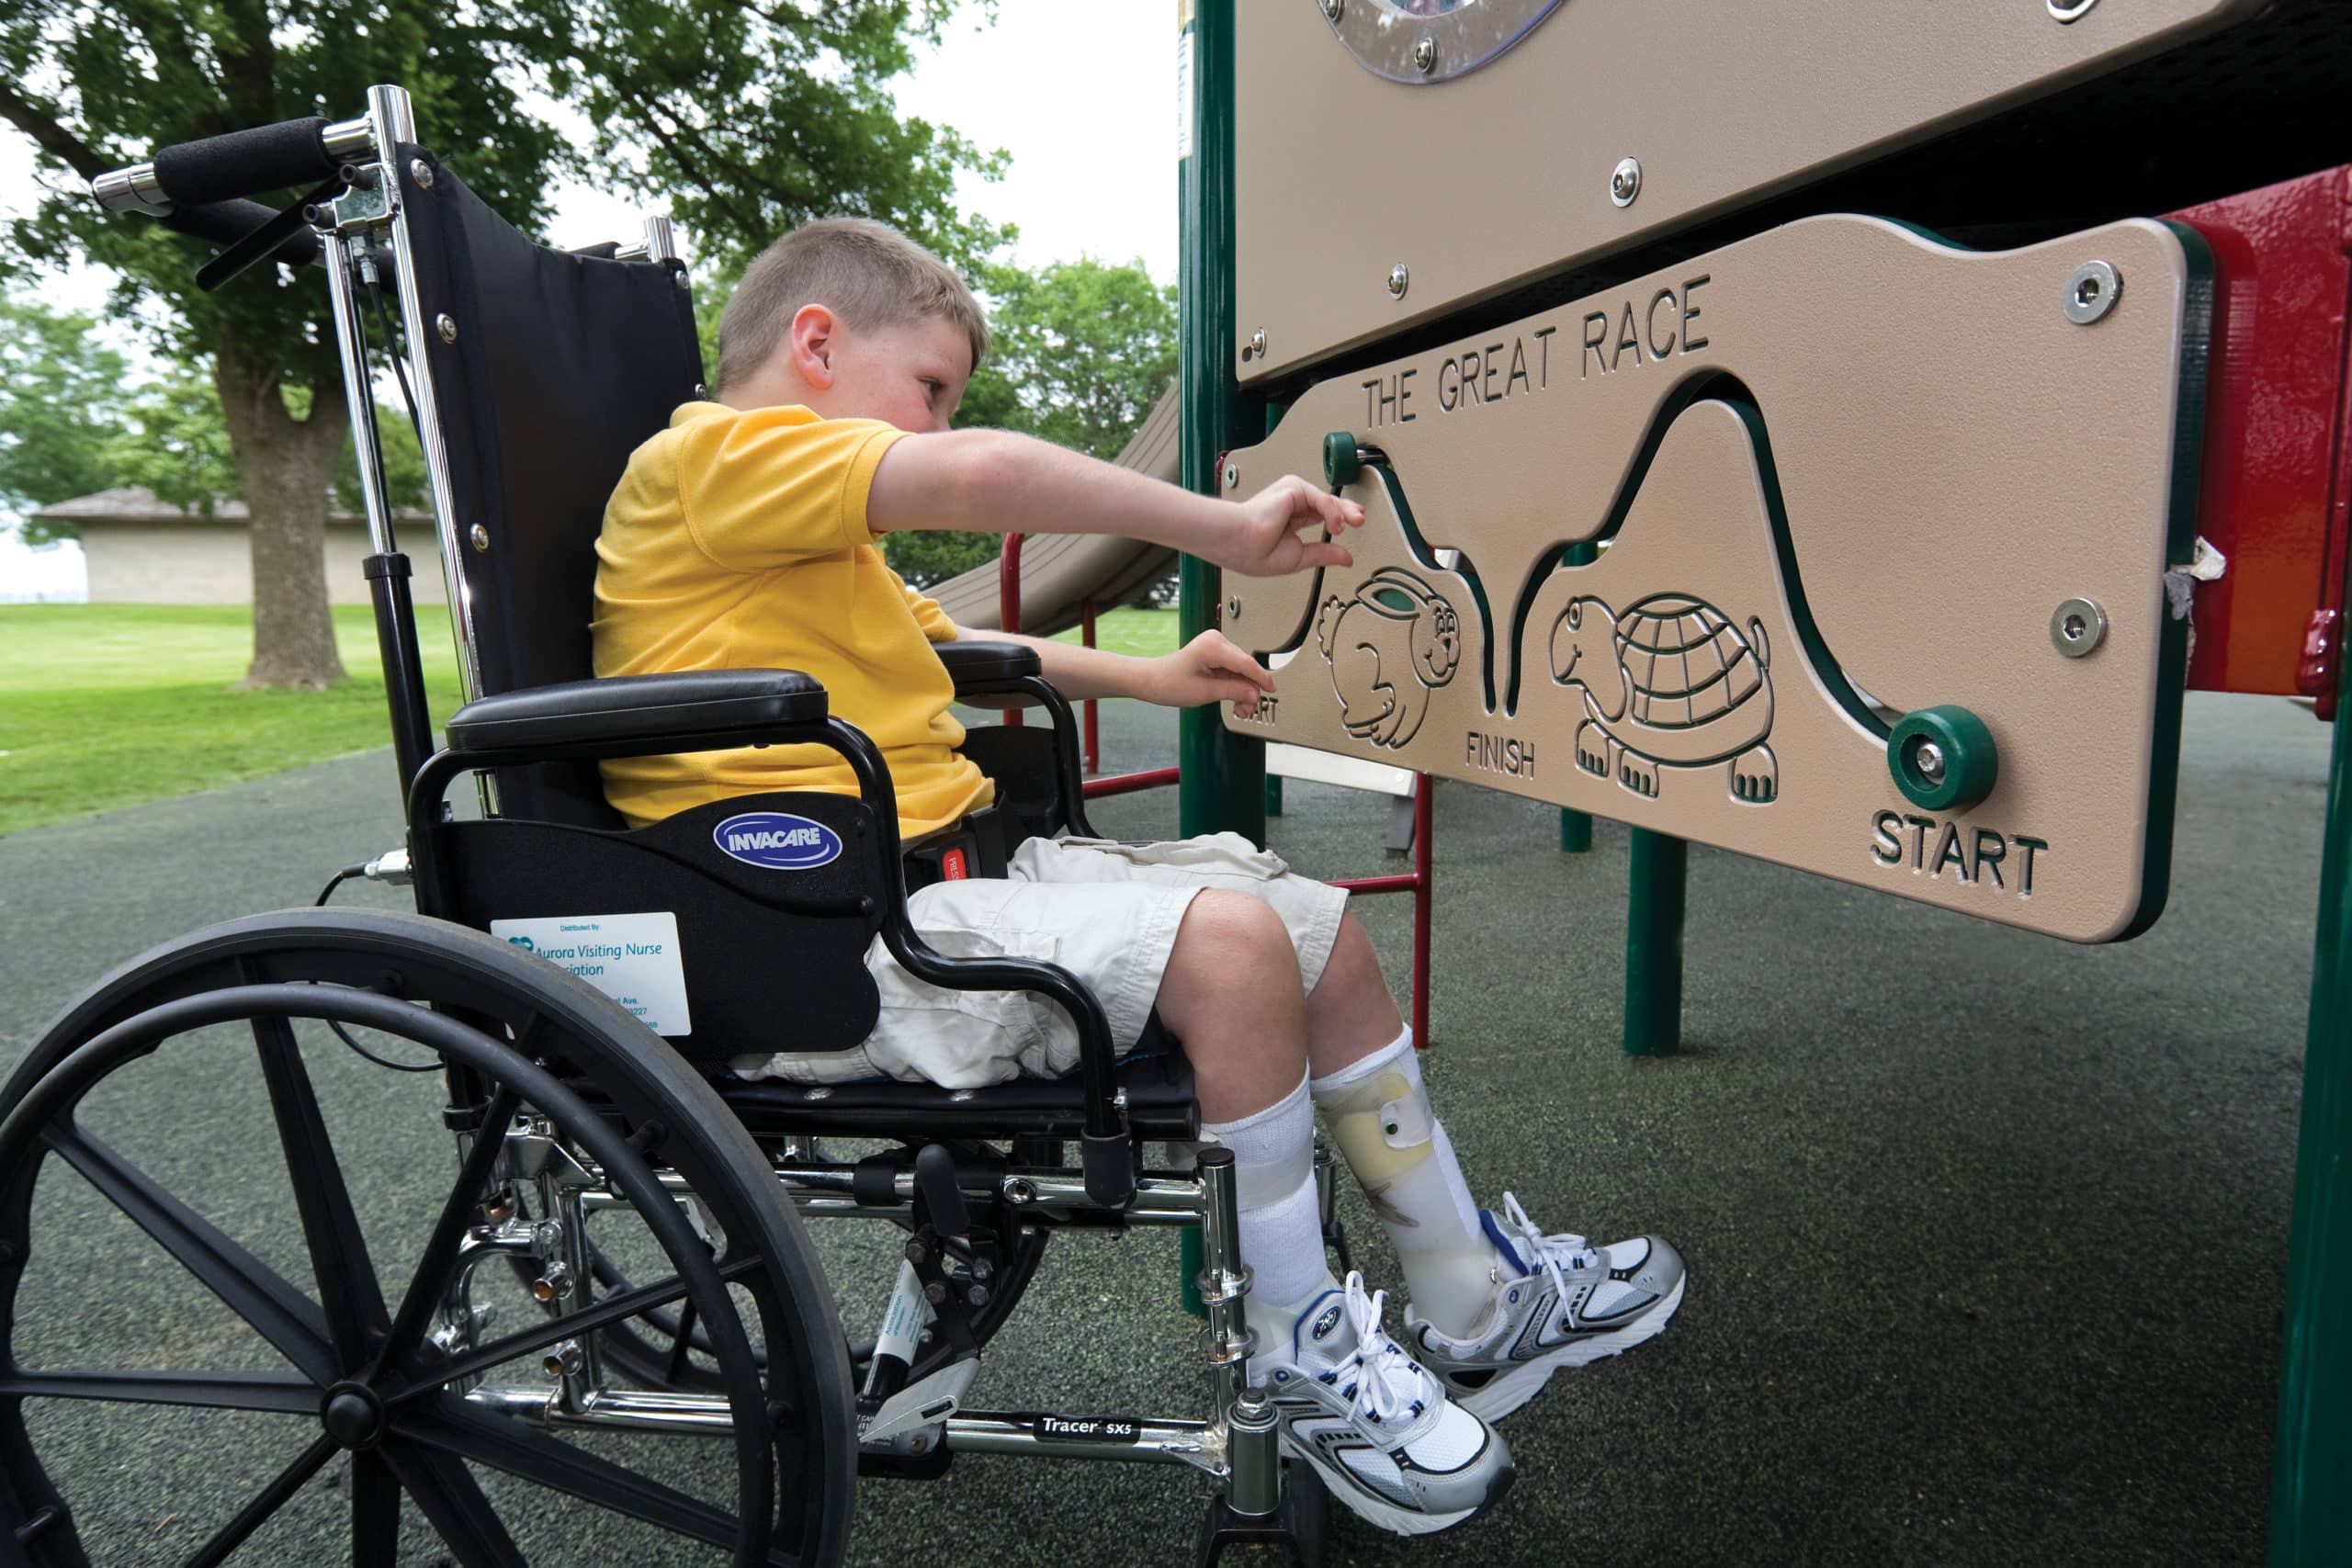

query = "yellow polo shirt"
[[592, 400, 992, 836]]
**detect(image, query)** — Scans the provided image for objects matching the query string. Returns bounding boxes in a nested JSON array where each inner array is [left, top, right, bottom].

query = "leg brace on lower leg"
[[1201, 1072, 1337, 1359], [1311, 1031, 1497, 1337]]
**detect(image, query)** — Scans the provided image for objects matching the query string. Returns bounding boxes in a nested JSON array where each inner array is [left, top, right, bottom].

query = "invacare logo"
[[714, 811, 842, 871]]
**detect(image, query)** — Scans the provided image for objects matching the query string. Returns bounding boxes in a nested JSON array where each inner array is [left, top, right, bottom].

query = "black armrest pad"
[[446, 670, 827, 752], [936, 639, 1041, 686]]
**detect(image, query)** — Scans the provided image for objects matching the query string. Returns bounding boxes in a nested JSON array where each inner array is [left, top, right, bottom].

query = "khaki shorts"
[[730, 832, 1349, 1088]]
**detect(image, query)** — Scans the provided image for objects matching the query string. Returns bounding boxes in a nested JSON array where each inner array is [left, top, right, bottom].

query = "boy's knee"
[[1171, 890, 1294, 971], [1160, 893, 1303, 1024]]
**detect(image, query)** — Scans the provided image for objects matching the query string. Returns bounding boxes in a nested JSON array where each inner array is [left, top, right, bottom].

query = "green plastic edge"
[[2118, 219, 2213, 941]]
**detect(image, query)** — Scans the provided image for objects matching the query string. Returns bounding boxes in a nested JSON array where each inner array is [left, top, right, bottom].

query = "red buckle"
[[941, 847, 969, 881]]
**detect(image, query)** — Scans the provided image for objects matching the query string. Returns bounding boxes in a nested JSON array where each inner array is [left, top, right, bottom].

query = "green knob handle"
[[1886, 705, 1997, 812], [1323, 431, 1362, 488]]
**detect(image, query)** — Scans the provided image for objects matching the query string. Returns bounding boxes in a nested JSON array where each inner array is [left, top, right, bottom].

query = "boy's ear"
[[788, 303, 837, 389]]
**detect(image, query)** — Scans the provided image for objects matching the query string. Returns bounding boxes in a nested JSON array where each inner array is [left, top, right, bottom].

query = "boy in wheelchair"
[[593, 216, 1687, 1535]]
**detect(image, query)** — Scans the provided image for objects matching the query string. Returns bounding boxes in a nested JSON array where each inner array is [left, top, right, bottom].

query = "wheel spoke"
[[351, 1451, 399, 1567], [664, 1296, 699, 1384], [396, 1393, 750, 1551], [0, 1368, 318, 1416], [42, 1122, 334, 1384], [253, 1016, 390, 1371], [181, 1431, 336, 1568], [378, 1085, 519, 1372], [383, 1254, 759, 1403], [378, 1438, 525, 1568]]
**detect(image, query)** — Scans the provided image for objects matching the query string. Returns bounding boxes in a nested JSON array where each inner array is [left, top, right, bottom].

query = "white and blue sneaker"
[[1260, 1271, 1514, 1536], [1405, 1192, 1686, 1422]]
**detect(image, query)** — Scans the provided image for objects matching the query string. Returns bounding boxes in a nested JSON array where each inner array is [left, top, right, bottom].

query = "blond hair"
[[713, 217, 989, 395]]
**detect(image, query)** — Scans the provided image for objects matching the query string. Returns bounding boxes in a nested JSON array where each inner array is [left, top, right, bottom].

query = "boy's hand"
[[1221, 476, 1364, 578], [1145, 630, 1278, 715]]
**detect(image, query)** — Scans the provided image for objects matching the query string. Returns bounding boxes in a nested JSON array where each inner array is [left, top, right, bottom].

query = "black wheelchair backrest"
[[398, 145, 705, 828]]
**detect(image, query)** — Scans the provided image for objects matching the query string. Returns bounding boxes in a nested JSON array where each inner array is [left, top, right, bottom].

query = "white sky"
[[0, 0, 1179, 599]]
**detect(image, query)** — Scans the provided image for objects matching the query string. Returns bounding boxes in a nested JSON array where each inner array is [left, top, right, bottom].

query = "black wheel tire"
[[0, 908, 857, 1568]]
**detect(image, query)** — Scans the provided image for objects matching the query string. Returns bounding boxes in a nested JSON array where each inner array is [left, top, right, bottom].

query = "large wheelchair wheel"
[[0, 908, 855, 1566]]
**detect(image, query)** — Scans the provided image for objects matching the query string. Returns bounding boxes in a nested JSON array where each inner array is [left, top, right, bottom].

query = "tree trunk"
[[213, 344, 351, 690]]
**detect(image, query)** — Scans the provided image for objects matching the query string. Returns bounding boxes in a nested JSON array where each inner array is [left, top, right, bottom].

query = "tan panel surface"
[[1236, 0, 2249, 384], [1220, 216, 2199, 943]]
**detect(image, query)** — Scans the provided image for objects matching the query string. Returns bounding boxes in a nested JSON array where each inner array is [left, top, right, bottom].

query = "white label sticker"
[[490, 911, 693, 1037], [1175, 30, 1195, 161]]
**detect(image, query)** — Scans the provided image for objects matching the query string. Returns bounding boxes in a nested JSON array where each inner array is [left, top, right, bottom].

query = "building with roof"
[[28, 488, 443, 606]]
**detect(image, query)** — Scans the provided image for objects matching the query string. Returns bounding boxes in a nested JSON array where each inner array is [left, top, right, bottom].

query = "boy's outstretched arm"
[[950, 623, 1274, 714], [868, 428, 1363, 579]]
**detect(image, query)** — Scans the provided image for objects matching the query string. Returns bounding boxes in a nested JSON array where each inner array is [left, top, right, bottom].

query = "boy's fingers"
[[1208, 645, 1276, 692], [1295, 539, 1354, 570]]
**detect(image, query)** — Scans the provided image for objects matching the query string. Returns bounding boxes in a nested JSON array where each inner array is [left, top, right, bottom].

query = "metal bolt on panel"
[[2052, 597, 2108, 656], [2064, 261, 2120, 324], [1611, 157, 1643, 207]]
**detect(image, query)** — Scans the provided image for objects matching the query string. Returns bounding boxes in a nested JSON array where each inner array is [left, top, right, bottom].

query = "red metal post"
[[998, 532, 1023, 728], [1084, 765, 1182, 800], [1081, 598, 1101, 773], [1330, 774, 1434, 1048], [2167, 169, 2352, 699]]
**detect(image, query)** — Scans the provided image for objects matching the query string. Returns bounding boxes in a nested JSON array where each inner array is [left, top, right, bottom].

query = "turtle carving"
[[1317, 567, 1462, 749], [1548, 592, 1779, 804]]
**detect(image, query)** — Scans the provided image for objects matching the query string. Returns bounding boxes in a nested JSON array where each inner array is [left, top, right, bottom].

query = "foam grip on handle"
[[159, 199, 320, 267], [152, 117, 334, 207]]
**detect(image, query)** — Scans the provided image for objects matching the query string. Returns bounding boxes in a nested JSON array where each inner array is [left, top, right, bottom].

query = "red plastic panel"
[[2171, 167, 2352, 696]]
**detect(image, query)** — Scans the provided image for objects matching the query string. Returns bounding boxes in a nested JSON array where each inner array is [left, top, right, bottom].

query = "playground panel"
[[1220, 214, 2206, 944], [1234, 0, 2255, 384]]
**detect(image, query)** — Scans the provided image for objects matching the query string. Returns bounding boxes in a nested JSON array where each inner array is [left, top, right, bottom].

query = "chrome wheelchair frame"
[[6, 83, 1332, 1567]]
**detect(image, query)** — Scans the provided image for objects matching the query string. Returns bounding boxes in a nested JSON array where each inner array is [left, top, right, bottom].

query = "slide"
[[927, 384, 1181, 636]]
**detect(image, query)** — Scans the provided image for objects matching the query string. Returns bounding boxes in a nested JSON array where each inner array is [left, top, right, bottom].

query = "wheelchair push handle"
[[91, 110, 379, 219]]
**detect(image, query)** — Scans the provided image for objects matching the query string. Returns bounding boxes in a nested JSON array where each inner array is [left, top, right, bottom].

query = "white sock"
[[1200, 1073, 1337, 1368], [1311, 1028, 1497, 1339]]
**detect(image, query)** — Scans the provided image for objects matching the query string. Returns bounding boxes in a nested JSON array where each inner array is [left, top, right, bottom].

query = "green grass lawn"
[[0, 604, 1178, 836], [1048, 605, 1178, 660], [0, 604, 463, 835]]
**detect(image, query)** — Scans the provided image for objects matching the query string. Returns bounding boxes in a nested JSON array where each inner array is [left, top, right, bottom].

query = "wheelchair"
[[6, 85, 1333, 1566]]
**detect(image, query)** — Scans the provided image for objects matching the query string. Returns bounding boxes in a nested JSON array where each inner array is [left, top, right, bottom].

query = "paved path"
[[0, 692, 2324, 1564]]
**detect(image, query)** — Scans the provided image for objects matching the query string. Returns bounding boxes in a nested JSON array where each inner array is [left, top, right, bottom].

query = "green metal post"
[[1177, 0, 1265, 846], [1177, 0, 1250, 1322], [2270, 660, 2352, 1560], [1558, 540, 1598, 854], [1265, 776, 1284, 818], [1624, 828, 1686, 1055]]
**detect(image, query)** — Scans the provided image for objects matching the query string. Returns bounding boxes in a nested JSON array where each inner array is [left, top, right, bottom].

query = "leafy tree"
[[0, 293, 138, 546], [0, 292, 422, 548], [888, 255, 1177, 589], [0, 0, 1008, 685], [967, 256, 1178, 459]]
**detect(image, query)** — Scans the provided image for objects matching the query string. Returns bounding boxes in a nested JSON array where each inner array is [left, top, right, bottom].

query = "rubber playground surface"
[[0, 691, 2316, 1564]]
